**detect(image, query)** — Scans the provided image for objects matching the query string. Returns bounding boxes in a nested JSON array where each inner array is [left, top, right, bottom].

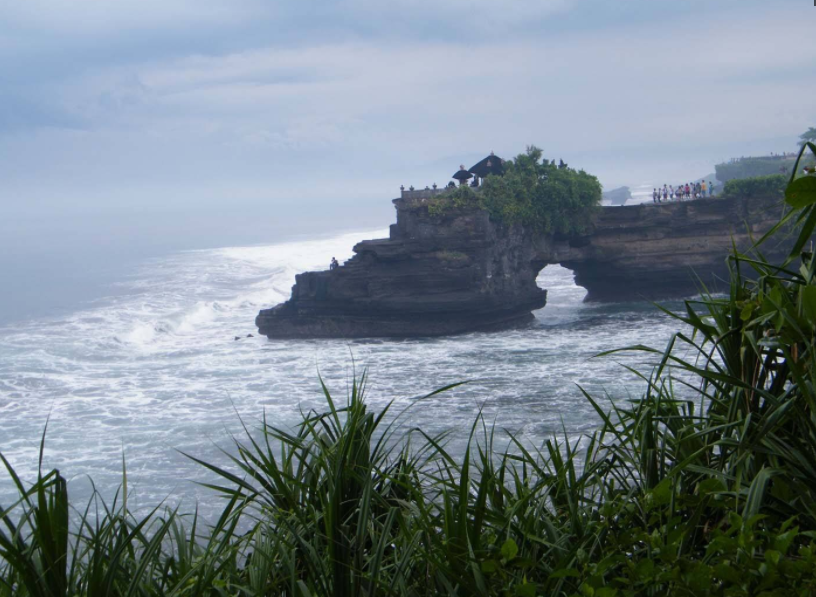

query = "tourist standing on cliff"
[[701, 180, 707, 197], [653, 188, 658, 203], [709, 181, 715, 197], [684, 183, 690, 200]]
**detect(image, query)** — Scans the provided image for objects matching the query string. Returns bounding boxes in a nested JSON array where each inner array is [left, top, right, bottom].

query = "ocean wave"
[[0, 227, 679, 521]]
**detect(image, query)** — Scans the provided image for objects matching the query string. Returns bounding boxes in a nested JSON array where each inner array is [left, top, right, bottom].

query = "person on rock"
[[330, 257, 339, 270]]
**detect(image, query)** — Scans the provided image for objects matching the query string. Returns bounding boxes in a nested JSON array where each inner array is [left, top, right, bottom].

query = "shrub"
[[715, 157, 794, 182], [722, 173, 787, 198], [427, 146, 602, 236]]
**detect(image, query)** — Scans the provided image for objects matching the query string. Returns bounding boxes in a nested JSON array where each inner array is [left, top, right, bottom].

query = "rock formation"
[[256, 194, 786, 339], [601, 186, 632, 206], [257, 197, 547, 338], [548, 194, 786, 301]]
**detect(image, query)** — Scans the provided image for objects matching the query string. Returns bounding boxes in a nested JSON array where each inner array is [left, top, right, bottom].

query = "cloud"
[[0, 0, 267, 35], [0, 0, 814, 213]]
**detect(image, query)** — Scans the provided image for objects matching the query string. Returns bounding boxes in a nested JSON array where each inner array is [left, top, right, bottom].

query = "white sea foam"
[[0, 226, 683, 520]]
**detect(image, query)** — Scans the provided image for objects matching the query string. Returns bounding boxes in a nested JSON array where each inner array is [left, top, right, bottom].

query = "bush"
[[427, 146, 602, 236], [715, 157, 794, 183], [716, 153, 816, 184], [722, 173, 787, 198]]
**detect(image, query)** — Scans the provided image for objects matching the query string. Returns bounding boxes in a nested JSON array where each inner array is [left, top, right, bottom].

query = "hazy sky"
[[1, 0, 815, 217]]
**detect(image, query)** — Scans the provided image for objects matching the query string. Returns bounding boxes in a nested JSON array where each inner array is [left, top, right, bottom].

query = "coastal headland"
[[256, 192, 785, 339]]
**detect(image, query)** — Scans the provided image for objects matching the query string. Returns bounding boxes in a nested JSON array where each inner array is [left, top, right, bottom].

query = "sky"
[[1, 0, 815, 219]]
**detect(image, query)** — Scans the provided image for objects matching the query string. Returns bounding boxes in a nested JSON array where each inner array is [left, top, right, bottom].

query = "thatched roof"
[[468, 152, 504, 178], [452, 165, 473, 181]]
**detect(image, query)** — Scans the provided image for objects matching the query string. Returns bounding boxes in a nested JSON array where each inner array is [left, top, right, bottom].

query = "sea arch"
[[256, 194, 784, 338]]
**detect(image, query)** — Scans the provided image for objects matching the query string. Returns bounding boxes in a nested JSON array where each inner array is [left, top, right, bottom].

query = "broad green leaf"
[[549, 568, 580, 579], [650, 478, 672, 507], [785, 175, 816, 208], [501, 538, 519, 561], [715, 563, 742, 584], [802, 286, 816, 325], [515, 582, 537, 597], [635, 558, 654, 578], [764, 549, 781, 566], [774, 529, 799, 554]]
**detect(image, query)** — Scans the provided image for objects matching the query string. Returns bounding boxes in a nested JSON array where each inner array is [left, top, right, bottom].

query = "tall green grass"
[[3, 144, 816, 595]]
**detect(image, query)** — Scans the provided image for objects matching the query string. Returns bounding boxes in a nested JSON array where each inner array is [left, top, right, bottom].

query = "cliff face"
[[256, 194, 785, 339], [549, 195, 785, 301], [256, 198, 547, 338]]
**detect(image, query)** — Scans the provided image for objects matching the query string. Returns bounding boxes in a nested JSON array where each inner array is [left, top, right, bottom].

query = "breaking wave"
[[0, 226, 680, 520]]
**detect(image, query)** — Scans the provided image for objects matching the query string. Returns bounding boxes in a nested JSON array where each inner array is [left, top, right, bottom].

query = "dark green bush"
[[715, 157, 794, 183], [722, 173, 787, 198], [428, 146, 602, 236]]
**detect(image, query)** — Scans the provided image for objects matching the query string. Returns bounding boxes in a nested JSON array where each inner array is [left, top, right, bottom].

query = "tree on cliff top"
[[479, 145, 602, 235], [800, 126, 816, 147]]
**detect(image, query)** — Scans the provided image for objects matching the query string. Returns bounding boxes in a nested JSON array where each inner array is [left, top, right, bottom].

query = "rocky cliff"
[[256, 194, 786, 339], [548, 194, 786, 301], [256, 197, 547, 338]]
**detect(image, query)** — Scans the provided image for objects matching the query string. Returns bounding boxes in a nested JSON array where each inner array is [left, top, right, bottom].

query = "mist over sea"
[[0, 198, 688, 519]]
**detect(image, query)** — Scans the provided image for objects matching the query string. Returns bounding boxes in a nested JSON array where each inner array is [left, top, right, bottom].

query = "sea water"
[[0, 225, 689, 519]]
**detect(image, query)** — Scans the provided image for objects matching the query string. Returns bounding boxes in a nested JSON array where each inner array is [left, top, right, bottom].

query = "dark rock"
[[550, 195, 785, 301], [256, 194, 786, 339], [257, 197, 546, 338], [601, 186, 631, 206]]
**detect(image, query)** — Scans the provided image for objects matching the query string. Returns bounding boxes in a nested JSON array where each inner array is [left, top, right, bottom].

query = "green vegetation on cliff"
[[799, 126, 816, 147], [3, 145, 816, 596], [722, 173, 787, 199], [429, 146, 602, 235], [716, 127, 816, 183], [715, 156, 795, 183]]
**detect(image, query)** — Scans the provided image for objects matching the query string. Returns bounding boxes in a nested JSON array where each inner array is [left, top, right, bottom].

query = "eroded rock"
[[256, 194, 785, 339]]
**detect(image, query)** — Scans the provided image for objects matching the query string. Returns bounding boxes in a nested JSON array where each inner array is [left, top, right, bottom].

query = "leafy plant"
[[426, 146, 602, 236], [715, 157, 795, 183], [721, 173, 787, 199], [799, 126, 816, 148]]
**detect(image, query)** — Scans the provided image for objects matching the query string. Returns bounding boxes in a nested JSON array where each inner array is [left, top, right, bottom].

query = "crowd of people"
[[652, 181, 715, 203]]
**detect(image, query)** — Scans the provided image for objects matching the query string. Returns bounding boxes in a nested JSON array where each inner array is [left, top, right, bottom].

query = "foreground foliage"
[[2, 145, 816, 595]]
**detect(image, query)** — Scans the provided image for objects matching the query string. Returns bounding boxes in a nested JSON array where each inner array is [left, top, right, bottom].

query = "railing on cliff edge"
[[399, 188, 452, 200], [397, 185, 723, 210]]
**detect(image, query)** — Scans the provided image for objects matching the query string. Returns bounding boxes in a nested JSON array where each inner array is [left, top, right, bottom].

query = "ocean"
[[0, 210, 688, 520]]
